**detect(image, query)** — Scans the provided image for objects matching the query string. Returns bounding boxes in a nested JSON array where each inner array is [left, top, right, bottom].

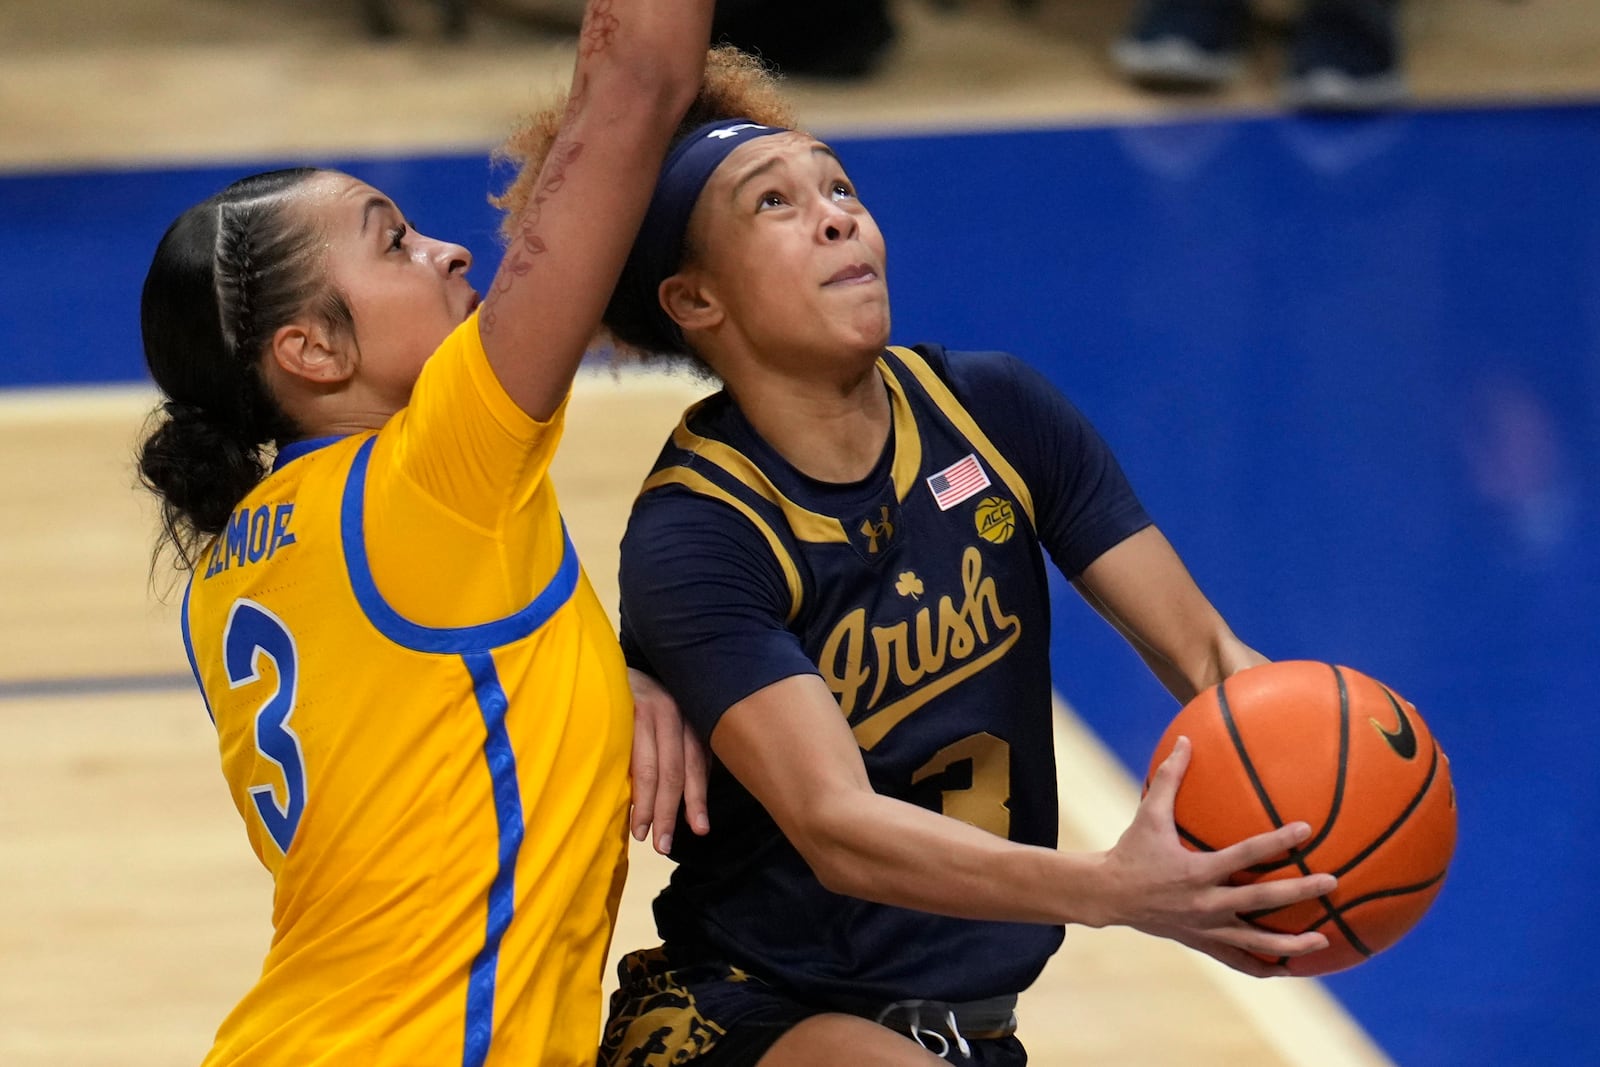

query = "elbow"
[[808, 850, 869, 901], [785, 802, 870, 899], [807, 849, 861, 898]]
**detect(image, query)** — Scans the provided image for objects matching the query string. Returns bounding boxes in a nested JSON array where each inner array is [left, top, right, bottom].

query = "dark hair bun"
[[138, 403, 267, 549]]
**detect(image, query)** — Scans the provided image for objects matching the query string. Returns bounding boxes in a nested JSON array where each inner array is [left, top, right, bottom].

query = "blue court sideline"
[[3, 101, 1595, 1065]]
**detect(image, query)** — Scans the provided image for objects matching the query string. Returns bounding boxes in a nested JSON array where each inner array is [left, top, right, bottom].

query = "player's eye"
[[757, 192, 786, 211], [387, 224, 408, 252], [831, 181, 856, 201]]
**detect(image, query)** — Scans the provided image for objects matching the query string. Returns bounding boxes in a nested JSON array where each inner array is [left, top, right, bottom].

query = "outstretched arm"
[[480, 0, 713, 419], [1073, 526, 1268, 703], [710, 674, 1332, 977]]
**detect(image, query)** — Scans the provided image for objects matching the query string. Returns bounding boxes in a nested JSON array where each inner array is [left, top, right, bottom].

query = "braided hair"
[[136, 168, 352, 570]]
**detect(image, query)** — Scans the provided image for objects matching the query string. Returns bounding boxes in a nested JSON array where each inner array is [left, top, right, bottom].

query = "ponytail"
[[136, 167, 340, 570], [137, 401, 270, 569]]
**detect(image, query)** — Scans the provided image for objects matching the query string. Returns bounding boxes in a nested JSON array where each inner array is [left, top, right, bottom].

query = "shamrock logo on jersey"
[[895, 571, 924, 600]]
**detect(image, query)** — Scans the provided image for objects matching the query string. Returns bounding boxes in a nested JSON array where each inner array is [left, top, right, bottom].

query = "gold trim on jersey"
[[881, 360, 924, 503], [639, 468, 805, 623], [885, 346, 1036, 528], [666, 358, 923, 544]]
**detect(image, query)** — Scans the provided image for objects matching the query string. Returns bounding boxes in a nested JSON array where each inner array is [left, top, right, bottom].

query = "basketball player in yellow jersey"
[[133, 2, 715, 1063]]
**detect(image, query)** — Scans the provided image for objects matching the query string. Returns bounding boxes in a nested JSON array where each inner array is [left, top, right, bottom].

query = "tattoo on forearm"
[[579, 0, 619, 58], [480, 74, 591, 337]]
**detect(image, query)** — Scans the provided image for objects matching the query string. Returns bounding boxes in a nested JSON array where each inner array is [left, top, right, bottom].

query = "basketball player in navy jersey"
[[496, 49, 1337, 1067]]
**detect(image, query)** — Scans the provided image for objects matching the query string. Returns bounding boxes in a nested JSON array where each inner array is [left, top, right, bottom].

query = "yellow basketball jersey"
[[181, 314, 632, 1066]]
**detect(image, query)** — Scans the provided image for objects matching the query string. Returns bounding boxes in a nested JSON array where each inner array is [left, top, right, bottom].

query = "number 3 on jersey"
[[913, 733, 1012, 839], [224, 599, 307, 853]]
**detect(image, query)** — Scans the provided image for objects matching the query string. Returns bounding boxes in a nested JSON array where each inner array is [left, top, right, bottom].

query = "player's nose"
[[818, 202, 858, 244], [425, 236, 472, 277]]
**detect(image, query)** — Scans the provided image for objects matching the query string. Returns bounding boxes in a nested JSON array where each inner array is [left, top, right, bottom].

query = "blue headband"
[[618, 118, 790, 351]]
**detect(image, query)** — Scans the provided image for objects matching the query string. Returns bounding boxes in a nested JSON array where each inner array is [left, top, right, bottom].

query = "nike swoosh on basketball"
[[1371, 691, 1418, 760]]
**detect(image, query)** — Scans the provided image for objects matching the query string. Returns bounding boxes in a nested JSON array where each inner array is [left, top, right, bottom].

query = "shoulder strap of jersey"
[[661, 402, 849, 545], [883, 345, 1037, 528], [637, 465, 806, 624]]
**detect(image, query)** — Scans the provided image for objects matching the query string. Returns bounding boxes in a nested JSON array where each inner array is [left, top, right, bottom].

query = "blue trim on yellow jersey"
[[180, 577, 214, 724], [271, 434, 348, 472], [340, 436, 580, 653], [460, 651, 525, 1067]]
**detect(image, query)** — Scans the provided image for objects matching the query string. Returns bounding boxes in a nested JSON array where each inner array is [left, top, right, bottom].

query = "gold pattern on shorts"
[[598, 950, 727, 1066]]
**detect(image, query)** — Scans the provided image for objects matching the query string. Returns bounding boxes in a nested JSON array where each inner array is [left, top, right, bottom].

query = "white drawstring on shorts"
[[876, 1000, 974, 1061]]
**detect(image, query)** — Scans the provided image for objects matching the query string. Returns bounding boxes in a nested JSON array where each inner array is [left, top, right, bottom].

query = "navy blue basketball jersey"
[[618, 344, 1151, 1006]]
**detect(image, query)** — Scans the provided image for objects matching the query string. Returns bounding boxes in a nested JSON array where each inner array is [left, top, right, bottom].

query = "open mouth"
[[465, 290, 481, 316]]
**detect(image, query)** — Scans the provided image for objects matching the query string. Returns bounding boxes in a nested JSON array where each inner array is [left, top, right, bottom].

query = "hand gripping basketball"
[[1147, 662, 1457, 976], [1099, 736, 1338, 977]]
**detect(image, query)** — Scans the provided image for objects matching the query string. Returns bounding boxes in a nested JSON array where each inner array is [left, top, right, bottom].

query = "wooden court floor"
[[3, 0, 1596, 1063]]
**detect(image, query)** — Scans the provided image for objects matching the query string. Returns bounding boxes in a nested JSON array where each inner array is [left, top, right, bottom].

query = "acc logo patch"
[[974, 496, 1016, 545]]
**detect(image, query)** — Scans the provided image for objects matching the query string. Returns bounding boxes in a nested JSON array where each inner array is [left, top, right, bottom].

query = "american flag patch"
[[926, 453, 991, 511]]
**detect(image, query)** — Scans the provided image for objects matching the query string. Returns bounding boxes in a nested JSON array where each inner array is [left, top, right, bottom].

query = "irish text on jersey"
[[818, 545, 1022, 731]]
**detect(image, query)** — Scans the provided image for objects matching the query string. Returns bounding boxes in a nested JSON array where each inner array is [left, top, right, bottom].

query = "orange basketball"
[[1147, 661, 1457, 976]]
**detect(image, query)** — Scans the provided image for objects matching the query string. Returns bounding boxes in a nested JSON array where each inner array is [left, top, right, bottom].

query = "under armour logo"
[[859, 506, 895, 554], [707, 123, 768, 140]]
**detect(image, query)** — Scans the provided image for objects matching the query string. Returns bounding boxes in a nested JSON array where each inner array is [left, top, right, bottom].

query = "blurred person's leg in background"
[[1283, 0, 1405, 110], [1113, 0, 1405, 111], [362, 0, 470, 38], [1112, 0, 1250, 91], [711, 0, 898, 79]]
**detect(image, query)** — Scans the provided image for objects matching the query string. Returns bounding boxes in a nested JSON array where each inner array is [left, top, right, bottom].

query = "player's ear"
[[270, 319, 354, 385], [659, 269, 724, 335]]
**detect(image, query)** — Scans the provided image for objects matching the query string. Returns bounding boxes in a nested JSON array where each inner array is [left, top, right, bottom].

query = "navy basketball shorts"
[[598, 947, 1030, 1067]]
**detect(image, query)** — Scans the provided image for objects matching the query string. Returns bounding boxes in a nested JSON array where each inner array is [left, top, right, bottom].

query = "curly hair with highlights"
[[493, 46, 799, 241], [492, 46, 800, 370]]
